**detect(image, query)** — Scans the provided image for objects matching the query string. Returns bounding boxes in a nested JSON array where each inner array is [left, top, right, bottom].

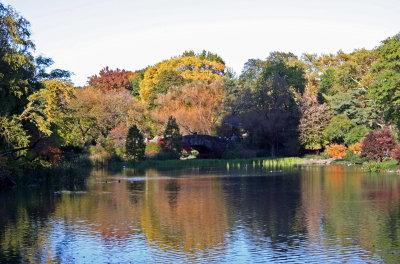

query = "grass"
[[127, 156, 303, 170]]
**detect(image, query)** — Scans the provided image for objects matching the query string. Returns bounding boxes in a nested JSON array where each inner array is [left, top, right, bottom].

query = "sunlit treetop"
[[139, 54, 226, 104]]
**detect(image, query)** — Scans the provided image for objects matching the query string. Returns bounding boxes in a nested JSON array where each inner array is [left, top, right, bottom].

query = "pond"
[[0, 165, 399, 263]]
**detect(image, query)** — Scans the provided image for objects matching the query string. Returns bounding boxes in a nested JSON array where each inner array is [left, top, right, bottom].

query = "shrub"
[[343, 150, 363, 164], [145, 142, 162, 156], [361, 130, 396, 161], [391, 145, 400, 166], [362, 159, 398, 172], [348, 142, 362, 154], [325, 144, 347, 158]]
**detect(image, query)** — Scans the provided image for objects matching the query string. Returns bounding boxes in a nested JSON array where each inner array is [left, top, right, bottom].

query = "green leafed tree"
[[0, 3, 36, 116], [323, 114, 355, 145], [239, 52, 305, 94], [368, 33, 400, 128], [125, 124, 145, 160], [344, 125, 370, 146]]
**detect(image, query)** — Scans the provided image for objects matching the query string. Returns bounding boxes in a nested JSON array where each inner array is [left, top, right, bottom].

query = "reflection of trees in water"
[[54, 171, 138, 244], [0, 189, 59, 263], [222, 174, 306, 247], [300, 166, 400, 262], [135, 169, 227, 253]]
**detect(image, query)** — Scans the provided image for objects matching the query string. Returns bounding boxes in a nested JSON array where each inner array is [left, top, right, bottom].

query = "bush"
[[348, 142, 362, 154], [361, 130, 396, 161], [145, 142, 162, 156], [362, 159, 398, 172], [343, 150, 363, 164], [391, 145, 400, 166], [325, 144, 347, 158]]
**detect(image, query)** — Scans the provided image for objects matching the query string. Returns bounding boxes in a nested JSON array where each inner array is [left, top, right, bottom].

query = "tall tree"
[[226, 75, 300, 156], [162, 116, 182, 158], [368, 34, 400, 128], [0, 3, 36, 116], [298, 93, 331, 153], [239, 52, 306, 94], [125, 125, 145, 160]]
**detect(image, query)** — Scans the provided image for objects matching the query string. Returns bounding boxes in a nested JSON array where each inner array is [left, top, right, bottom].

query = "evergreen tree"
[[162, 116, 182, 158], [125, 125, 145, 160]]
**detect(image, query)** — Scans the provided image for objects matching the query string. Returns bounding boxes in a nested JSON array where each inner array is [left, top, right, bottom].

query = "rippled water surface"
[[1, 165, 400, 263]]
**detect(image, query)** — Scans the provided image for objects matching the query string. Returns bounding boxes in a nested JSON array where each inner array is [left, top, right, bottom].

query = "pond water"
[[0, 165, 400, 263]]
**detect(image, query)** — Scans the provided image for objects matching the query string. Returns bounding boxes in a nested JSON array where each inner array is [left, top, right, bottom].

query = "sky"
[[3, 0, 399, 86]]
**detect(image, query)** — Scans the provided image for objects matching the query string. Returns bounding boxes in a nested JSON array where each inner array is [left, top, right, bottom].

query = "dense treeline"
[[1, 3, 400, 182]]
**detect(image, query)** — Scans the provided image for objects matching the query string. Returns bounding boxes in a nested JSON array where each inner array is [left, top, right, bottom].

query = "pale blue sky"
[[3, 0, 399, 86]]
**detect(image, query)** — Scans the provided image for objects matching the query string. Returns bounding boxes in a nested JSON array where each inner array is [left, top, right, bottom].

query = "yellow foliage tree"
[[139, 56, 226, 104]]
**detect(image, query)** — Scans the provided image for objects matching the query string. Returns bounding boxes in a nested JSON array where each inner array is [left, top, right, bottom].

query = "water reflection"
[[0, 166, 399, 263]]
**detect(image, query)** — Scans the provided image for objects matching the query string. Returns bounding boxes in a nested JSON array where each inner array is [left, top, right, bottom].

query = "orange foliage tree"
[[152, 81, 224, 135], [326, 144, 347, 159]]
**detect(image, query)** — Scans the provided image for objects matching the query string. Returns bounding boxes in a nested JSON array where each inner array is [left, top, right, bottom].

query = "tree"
[[129, 69, 145, 97], [62, 87, 147, 147], [239, 52, 306, 94], [261, 52, 306, 94], [323, 114, 355, 145], [125, 125, 145, 160], [152, 81, 224, 135], [368, 34, 400, 128], [298, 93, 331, 152], [161, 116, 182, 158], [0, 3, 36, 116], [139, 56, 226, 104], [361, 130, 396, 161], [344, 125, 370, 146], [181, 50, 225, 64], [154, 70, 186, 95], [225, 75, 300, 156], [88, 66, 131, 91], [327, 89, 380, 128]]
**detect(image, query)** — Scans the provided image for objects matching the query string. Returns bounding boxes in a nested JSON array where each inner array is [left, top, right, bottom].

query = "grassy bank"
[[123, 156, 303, 170]]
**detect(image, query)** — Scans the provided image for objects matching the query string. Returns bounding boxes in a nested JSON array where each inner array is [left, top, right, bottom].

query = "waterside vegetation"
[[1, 3, 400, 187]]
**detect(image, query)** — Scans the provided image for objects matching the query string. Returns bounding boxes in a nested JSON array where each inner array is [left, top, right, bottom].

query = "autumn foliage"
[[152, 81, 224, 135], [139, 56, 226, 104], [325, 144, 347, 159], [390, 145, 400, 163], [348, 142, 362, 154], [361, 130, 396, 161], [88, 66, 131, 91]]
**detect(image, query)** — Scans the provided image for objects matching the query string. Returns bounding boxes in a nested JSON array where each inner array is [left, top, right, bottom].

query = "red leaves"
[[88, 66, 130, 91], [361, 130, 396, 161]]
